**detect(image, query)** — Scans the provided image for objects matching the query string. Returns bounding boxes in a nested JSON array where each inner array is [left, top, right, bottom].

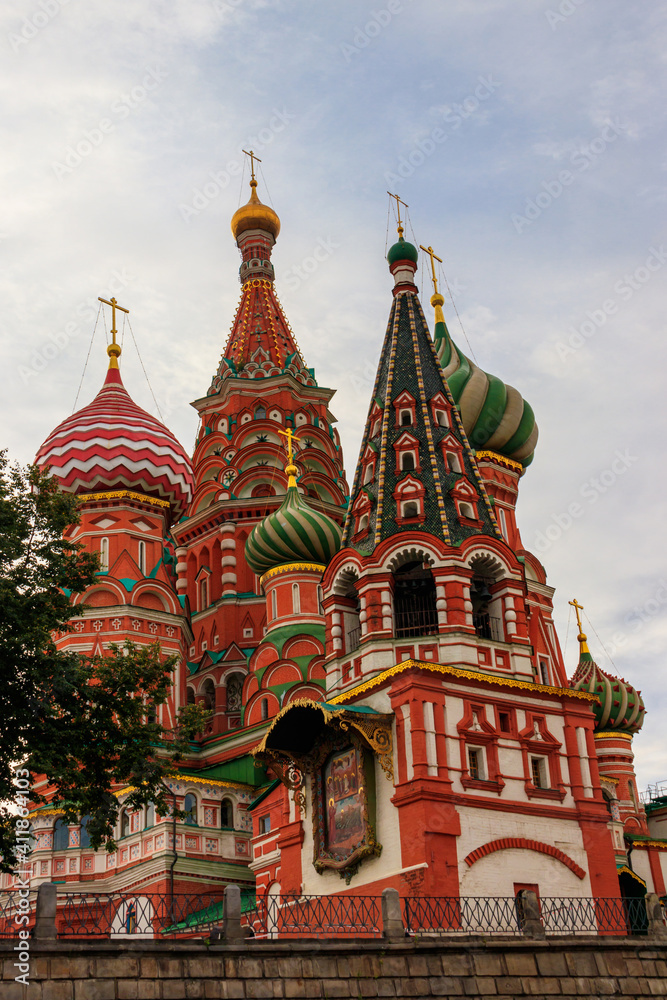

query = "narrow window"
[[183, 793, 197, 825], [446, 452, 461, 473], [497, 507, 508, 539], [435, 410, 447, 427], [400, 409, 412, 426], [499, 712, 511, 734], [317, 585, 324, 613], [100, 537, 109, 571], [220, 799, 233, 829], [468, 747, 484, 781], [271, 589, 277, 621], [199, 577, 208, 610], [138, 540, 146, 574], [80, 816, 92, 849], [260, 698, 269, 721], [53, 818, 69, 851], [531, 757, 547, 788], [145, 803, 155, 829], [120, 810, 131, 838], [258, 815, 271, 835], [292, 583, 300, 614], [358, 513, 369, 532], [363, 462, 374, 484], [539, 659, 550, 685], [401, 452, 415, 472]]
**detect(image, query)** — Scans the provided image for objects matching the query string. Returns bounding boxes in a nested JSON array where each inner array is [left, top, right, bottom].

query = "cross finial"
[[419, 245, 443, 297], [278, 426, 301, 464], [568, 598, 590, 654], [98, 295, 129, 369], [387, 191, 408, 238], [242, 149, 262, 183]]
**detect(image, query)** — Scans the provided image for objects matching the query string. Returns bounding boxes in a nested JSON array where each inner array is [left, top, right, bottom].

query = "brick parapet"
[[3, 936, 667, 998]]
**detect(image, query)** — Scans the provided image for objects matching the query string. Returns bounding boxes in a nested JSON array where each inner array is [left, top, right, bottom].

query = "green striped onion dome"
[[432, 297, 538, 467], [570, 652, 645, 734], [245, 482, 342, 577]]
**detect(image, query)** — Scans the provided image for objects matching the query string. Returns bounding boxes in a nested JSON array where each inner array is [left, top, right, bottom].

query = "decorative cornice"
[[82, 490, 170, 508], [475, 450, 523, 472], [260, 561, 326, 586], [594, 731, 633, 741], [328, 658, 599, 704]]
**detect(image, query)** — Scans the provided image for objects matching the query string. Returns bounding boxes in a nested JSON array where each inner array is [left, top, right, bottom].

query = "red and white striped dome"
[[36, 366, 193, 518]]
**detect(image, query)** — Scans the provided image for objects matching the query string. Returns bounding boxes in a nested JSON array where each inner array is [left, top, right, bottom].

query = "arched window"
[[459, 501, 475, 520], [292, 583, 301, 614], [138, 540, 146, 574], [199, 577, 209, 611], [393, 560, 438, 638], [446, 452, 461, 473], [469, 558, 504, 642], [359, 513, 369, 532], [400, 409, 412, 426], [363, 462, 374, 485], [202, 679, 216, 712], [435, 409, 447, 427], [187, 687, 195, 706], [226, 673, 243, 712], [255, 406, 266, 420], [271, 589, 277, 621], [220, 798, 233, 829], [401, 452, 415, 472], [100, 537, 109, 572], [317, 585, 324, 613], [80, 816, 92, 849], [260, 698, 269, 721], [53, 818, 69, 851], [120, 810, 131, 838], [401, 501, 419, 519], [183, 793, 197, 825], [145, 803, 155, 829]]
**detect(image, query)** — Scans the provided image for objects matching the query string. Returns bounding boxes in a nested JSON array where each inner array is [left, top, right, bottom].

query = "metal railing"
[[540, 896, 649, 936], [0, 891, 37, 938], [57, 890, 228, 938], [394, 604, 439, 638], [242, 894, 381, 939], [346, 625, 361, 652], [473, 613, 503, 642], [641, 780, 667, 805], [403, 896, 524, 936]]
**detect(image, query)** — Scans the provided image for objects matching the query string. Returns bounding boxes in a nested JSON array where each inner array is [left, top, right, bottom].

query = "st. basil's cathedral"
[[24, 165, 667, 911]]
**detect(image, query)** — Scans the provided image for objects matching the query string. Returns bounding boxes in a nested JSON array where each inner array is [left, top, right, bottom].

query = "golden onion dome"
[[231, 179, 281, 240]]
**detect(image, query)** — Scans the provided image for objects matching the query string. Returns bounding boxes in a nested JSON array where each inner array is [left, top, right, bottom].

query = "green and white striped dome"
[[432, 297, 538, 467], [245, 477, 342, 577], [570, 651, 646, 734]]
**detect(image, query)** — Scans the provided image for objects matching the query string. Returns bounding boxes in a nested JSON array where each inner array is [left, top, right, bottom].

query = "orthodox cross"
[[278, 426, 301, 463], [98, 296, 129, 349], [420, 244, 443, 297], [242, 149, 262, 182], [387, 191, 408, 237], [568, 598, 585, 633]]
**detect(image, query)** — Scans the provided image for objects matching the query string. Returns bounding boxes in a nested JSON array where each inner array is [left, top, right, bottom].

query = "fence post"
[[33, 882, 57, 940], [645, 893, 667, 939], [519, 890, 545, 939], [222, 884, 245, 943], [381, 888, 404, 940]]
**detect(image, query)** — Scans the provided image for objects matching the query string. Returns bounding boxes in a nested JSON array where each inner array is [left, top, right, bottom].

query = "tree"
[[0, 454, 208, 872]]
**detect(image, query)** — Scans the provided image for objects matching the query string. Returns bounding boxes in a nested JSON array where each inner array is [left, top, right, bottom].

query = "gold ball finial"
[[107, 342, 121, 369], [577, 631, 588, 644], [431, 292, 445, 308]]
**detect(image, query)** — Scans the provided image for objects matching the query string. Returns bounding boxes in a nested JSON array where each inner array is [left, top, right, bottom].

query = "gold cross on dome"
[[242, 149, 262, 182], [278, 426, 301, 463], [387, 191, 408, 237], [568, 598, 585, 633], [98, 296, 129, 346], [420, 244, 443, 297]]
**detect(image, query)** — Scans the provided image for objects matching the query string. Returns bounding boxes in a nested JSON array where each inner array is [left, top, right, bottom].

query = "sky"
[[2, 0, 666, 788]]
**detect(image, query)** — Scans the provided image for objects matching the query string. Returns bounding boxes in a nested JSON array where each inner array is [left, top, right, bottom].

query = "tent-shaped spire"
[[342, 238, 502, 552]]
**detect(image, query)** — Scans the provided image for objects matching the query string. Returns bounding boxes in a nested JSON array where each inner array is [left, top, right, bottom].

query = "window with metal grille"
[[394, 561, 438, 638], [468, 747, 484, 780], [531, 757, 547, 788]]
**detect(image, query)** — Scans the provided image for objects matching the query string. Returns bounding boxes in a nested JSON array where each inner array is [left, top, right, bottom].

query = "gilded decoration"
[[252, 699, 393, 883]]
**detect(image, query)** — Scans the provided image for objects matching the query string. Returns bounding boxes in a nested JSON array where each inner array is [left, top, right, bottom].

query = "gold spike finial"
[[278, 427, 301, 487], [419, 244, 445, 307], [569, 598, 590, 655], [98, 296, 129, 369], [387, 191, 408, 238]]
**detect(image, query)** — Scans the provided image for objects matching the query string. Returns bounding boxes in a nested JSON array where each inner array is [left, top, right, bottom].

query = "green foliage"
[[0, 454, 209, 871]]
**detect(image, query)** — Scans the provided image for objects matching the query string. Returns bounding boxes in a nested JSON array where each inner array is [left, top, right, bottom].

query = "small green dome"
[[570, 655, 646, 734], [245, 484, 342, 577], [387, 237, 419, 265]]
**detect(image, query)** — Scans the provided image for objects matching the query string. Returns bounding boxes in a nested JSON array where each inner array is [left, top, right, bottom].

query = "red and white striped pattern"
[[36, 367, 193, 517]]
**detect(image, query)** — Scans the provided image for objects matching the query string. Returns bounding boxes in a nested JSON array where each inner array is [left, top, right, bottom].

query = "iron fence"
[[242, 894, 381, 939], [394, 605, 439, 638], [346, 625, 361, 652], [540, 896, 649, 936], [403, 896, 524, 936], [473, 613, 503, 642], [0, 891, 37, 938], [57, 890, 227, 938]]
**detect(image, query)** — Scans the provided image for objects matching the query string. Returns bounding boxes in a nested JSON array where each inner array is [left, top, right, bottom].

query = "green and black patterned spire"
[[343, 240, 502, 553]]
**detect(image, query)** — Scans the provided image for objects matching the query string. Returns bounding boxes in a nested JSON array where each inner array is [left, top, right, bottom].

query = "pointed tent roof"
[[208, 176, 316, 394], [342, 241, 502, 552]]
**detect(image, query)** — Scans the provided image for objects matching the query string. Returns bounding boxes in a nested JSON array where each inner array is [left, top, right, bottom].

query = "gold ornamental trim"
[[259, 562, 326, 587], [594, 731, 633, 741], [474, 450, 523, 472], [328, 658, 599, 705], [81, 490, 170, 509]]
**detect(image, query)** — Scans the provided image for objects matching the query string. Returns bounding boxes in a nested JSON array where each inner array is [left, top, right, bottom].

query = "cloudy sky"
[[2, 1, 666, 787]]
